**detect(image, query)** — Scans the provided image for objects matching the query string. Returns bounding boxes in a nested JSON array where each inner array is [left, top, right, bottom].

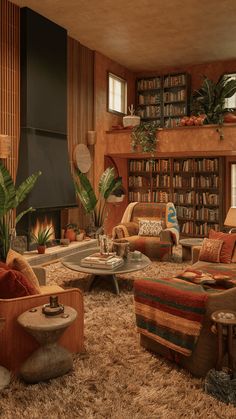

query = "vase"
[[64, 229, 76, 242], [37, 245, 46, 254]]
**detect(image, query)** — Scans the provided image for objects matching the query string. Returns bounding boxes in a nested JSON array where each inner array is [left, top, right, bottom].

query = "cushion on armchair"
[[6, 249, 41, 292], [0, 266, 39, 298], [138, 219, 163, 237]]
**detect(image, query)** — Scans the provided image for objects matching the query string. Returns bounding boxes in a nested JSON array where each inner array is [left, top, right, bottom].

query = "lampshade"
[[224, 207, 236, 227]]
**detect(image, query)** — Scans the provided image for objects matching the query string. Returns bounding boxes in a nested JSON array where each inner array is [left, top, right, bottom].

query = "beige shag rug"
[[1, 248, 236, 418]]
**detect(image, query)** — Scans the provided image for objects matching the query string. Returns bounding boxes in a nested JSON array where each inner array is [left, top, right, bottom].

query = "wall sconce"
[[87, 131, 96, 146], [0, 134, 11, 158], [224, 207, 236, 233]]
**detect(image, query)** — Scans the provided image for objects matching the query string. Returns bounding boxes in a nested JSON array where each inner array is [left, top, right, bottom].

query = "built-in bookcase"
[[128, 156, 224, 237], [136, 72, 190, 128]]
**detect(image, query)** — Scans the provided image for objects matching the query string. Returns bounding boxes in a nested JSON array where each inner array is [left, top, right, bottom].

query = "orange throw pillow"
[[6, 249, 41, 293], [199, 238, 223, 263], [209, 230, 236, 263], [0, 267, 39, 298]]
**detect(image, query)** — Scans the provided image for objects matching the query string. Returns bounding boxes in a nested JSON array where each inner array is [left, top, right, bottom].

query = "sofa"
[[134, 243, 236, 377], [0, 263, 84, 373], [112, 202, 179, 260]]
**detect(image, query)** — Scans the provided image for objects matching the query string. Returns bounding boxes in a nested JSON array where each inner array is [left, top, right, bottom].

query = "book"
[[80, 256, 124, 270], [83, 252, 116, 262]]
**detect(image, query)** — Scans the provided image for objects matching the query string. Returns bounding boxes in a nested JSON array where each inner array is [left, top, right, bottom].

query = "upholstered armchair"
[[112, 202, 179, 260]]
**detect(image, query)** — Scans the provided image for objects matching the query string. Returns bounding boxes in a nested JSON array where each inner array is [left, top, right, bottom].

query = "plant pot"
[[107, 194, 125, 203], [76, 233, 84, 241], [64, 229, 76, 242], [37, 245, 46, 254], [123, 115, 140, 128], [223, 112, 236, 123]]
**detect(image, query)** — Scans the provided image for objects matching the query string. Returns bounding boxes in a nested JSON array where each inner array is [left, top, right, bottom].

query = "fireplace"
[[16, 207, 64, 250]]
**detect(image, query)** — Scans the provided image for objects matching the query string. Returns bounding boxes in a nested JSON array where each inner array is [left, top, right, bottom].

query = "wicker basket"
[[0, 135, 11, 158]]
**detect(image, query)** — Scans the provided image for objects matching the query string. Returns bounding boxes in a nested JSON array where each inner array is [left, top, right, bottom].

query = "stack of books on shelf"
[[80, 252, 124, 270]]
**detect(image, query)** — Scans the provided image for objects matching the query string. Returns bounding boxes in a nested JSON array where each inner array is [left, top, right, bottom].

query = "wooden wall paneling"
[[67, 37, 94, 229], [0, 0, 20, 179]]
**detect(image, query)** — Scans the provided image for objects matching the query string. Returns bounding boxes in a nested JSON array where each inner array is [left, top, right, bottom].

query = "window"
[[108, 72, 127, 115], [224, 73, 236, 109]]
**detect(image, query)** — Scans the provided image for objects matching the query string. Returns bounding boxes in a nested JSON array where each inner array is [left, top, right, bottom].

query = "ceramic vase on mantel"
[[123, 104, 140, 128]]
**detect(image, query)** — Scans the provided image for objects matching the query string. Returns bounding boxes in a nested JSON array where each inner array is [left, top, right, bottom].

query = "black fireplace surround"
[[16, 8, 76, 244]]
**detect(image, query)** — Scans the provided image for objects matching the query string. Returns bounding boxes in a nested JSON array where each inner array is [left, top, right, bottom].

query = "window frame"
[[107, 72, 127, 116]]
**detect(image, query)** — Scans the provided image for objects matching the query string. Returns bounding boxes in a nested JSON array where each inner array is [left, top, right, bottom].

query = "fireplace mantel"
[[105, 124, 236, 156]]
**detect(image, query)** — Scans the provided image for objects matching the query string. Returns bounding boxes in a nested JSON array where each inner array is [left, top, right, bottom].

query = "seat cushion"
[[126, 236, 171, 260]]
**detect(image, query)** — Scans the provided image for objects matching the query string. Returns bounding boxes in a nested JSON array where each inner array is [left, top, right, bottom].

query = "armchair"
[[112, 202, 179, 260]]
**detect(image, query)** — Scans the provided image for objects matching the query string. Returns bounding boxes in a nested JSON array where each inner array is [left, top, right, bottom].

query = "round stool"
[[211, 310, 236, 373]]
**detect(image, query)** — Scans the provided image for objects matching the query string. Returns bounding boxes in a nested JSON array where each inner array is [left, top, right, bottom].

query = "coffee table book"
[[80, 254, 124, 270]]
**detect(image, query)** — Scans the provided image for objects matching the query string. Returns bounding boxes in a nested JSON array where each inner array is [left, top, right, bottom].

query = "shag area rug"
[[1, 249, 236, 418]]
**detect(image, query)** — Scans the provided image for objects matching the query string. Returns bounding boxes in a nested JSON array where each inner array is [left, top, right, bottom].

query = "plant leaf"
[[16, 171, 42, 206], [15, 207, 35, 225]]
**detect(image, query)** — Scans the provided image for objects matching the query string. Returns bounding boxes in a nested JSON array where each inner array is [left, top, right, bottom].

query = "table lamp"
[[224, 207, 236, 233]]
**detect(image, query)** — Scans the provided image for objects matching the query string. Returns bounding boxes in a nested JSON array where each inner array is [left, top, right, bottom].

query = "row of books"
[[196, 158, 219, 172], [173, 191, 195, 205], [153, 175, 170, 188], [196, 192, 219, 206], [180, 221, 219, 236], [128, 191, 152, 202], [173, 175, 195, 188], [163, 103, 186, 117], [176, 206, 194, 219], [138, 93, 161, 105], [163, 89, 186, 102], [195, 175, 219, 188], [137, 78, 161, 91], [153, 191, 170, 203], [129, 176, 149, 188], [173, 158, 219, 173], [129, 159, 153, 172], [136, 105, 161, 118], [164, 74, 186, 87], [196, 207, 219, 222]]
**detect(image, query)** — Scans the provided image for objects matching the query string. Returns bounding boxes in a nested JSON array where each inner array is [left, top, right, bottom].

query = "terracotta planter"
[[64, 229, 76, 242], [223, 112, 236, 123], [37, 245, 46, 254]]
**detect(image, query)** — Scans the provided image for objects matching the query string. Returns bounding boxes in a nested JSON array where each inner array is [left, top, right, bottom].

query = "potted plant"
[[0, 162, 41, 261], [191, 75, 236, 125], [31, 227, 53, 254], [74, 166, 122, 236], [64, 223, 79, 242], [131, 121, 159, 154]]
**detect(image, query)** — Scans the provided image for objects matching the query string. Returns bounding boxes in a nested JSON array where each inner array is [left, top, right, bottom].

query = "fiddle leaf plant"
[[131, 121, 159, 154], [0, 161, 41, 261]]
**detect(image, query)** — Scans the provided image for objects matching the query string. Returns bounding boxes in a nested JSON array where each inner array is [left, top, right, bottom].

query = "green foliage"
[[65, 223, 80, 233], [74, 167, 122, 228], [0, 162, 41, 261], [31, 227, 53, 246], [131, 121, 159, 154], [191, 75, 236, 125]]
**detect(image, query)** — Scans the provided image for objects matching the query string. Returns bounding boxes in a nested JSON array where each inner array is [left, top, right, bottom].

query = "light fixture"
[[0, 134, 11, 158], [224, 207, 236, 233]]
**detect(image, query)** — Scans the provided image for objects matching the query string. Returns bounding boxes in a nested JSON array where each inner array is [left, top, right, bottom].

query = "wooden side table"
[[211, 310, 236, 373], [17, 305, 77, 383], [179, 238, 204, 261]]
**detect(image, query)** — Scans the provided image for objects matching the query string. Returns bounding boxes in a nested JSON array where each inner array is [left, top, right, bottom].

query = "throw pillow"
[[199, 238, 223, 263], [0, 267, 39, 299], [209, 230, 236, 263], [139, 219, 163, 237], [6, 249, 41, 293]]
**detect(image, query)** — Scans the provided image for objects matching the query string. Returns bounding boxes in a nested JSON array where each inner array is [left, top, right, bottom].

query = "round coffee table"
[[179, 238, 204, 261], [17, 305, 77, 383], [62, 247, 151, 295]]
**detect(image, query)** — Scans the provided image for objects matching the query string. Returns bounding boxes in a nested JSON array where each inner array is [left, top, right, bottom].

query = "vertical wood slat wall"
[[0, 0, 20, 179]]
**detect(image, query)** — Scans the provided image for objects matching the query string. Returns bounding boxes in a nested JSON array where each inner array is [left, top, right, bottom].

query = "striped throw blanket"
[[134, 277, 208, 356]]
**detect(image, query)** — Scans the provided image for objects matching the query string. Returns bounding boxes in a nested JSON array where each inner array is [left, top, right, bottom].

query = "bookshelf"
[[136, 72, 190, 127], [128, 156, 224, 237]]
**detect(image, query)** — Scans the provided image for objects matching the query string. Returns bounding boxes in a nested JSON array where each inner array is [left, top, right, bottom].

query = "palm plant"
[[31, 227, 53, 246], [0, 162, 41, 261], [191, 75, 236, 125], [74, 167, 122, 230]]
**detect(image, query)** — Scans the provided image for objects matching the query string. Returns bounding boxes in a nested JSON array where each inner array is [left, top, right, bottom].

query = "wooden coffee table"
[[179, 238, 204, 261], [62, 247, 151, 295]]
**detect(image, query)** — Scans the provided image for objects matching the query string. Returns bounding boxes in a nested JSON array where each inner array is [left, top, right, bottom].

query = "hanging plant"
[[131, 121, 159, 154]]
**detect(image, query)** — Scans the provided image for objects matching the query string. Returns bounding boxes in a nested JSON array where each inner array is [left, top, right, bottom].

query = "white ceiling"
[[12, 0, 236, 71]]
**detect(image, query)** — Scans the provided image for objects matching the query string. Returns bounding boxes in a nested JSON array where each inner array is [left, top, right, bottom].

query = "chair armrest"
[[112, 222, 139, 238], [192, 246, 202, 264], [32, 266, 46, 285]]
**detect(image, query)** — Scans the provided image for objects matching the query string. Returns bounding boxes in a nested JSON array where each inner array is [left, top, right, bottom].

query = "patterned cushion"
[[199, 238, 223, 263], [139, 219, 163, 237], [209, 230, 236, 263]]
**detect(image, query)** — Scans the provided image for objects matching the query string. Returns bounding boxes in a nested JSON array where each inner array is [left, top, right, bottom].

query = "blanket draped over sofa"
[[134, 277, 208, 356]]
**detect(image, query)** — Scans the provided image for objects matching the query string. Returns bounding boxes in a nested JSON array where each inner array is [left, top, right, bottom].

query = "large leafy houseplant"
[[74, 167, 122, 232], [131, 121, 159, 154], [191, 75, 236, 125], [0, 162, 41, 261]]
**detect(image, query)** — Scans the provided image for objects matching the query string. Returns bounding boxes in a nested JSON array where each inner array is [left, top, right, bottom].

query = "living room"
[[1, 0, 236, 417]]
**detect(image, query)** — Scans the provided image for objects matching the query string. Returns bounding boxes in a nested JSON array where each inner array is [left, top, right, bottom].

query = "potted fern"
[[31, 227, 53, 254]]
